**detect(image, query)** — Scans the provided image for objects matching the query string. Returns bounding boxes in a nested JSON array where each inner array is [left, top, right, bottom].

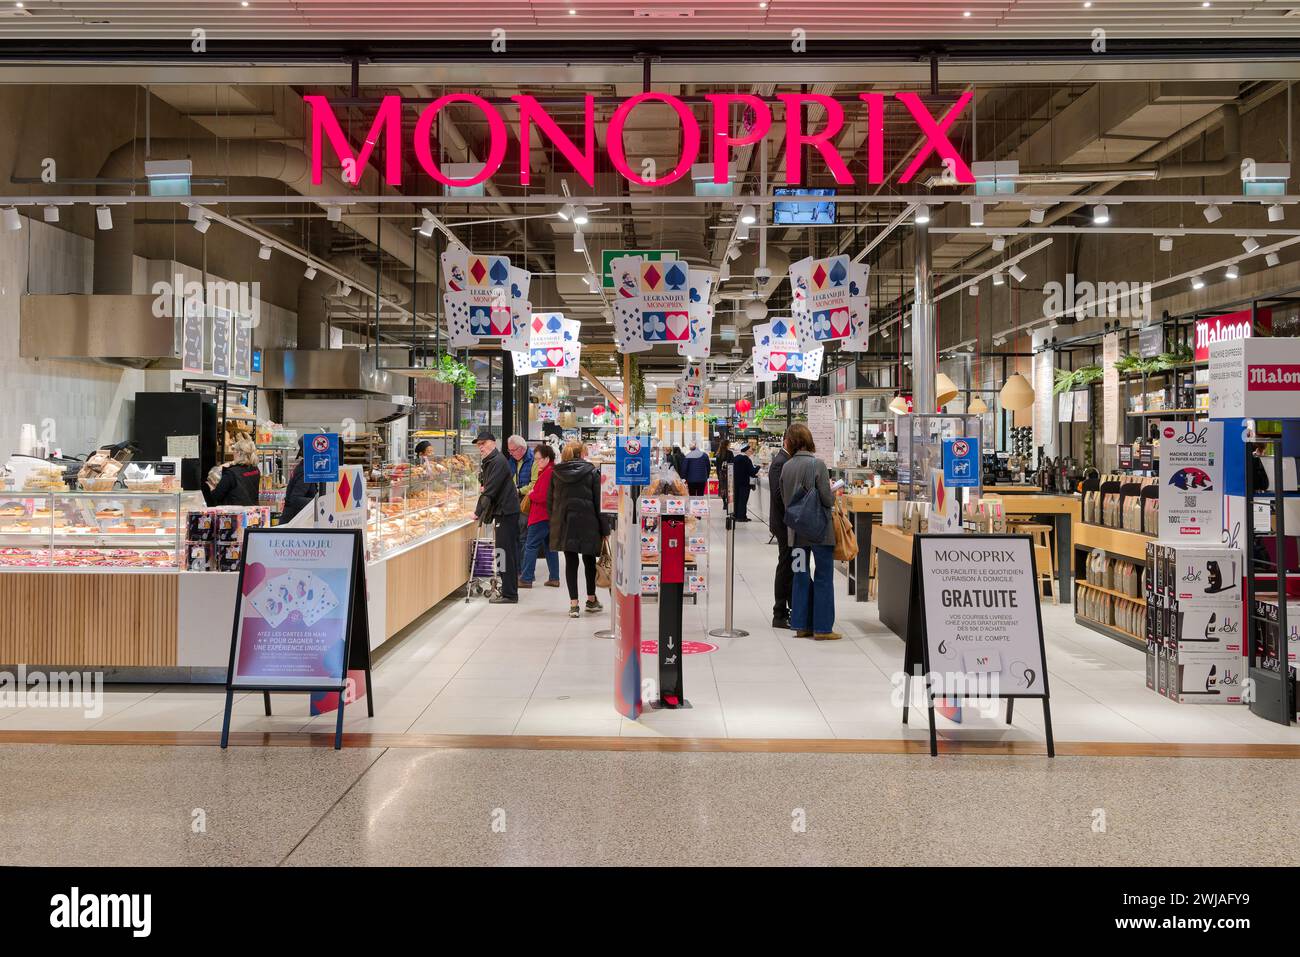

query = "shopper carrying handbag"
[[780, 424, 839, 640], [548, 441, 610, 618]]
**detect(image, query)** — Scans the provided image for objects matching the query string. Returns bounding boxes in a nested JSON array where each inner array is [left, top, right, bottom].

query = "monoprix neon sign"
[[306, 91, 973, 190]]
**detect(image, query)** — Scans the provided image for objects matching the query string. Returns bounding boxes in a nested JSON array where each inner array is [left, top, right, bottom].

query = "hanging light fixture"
[[889, 395, 911, 415], [968, 395, 989, 414], [935, 372, 959, 407], [999, 371, 1035, 411]]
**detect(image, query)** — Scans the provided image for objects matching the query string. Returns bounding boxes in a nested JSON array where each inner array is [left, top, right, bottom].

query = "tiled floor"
[[4, 508, 1298, 746], [1, 743, 1298, 865]]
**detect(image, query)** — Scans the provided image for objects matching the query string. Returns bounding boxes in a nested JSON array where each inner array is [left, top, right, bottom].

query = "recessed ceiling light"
[[569, 7, 576, 13], [963, 10, 971, 16], [759, 1, 767, 7], [241, 1, 249, 6], [1202, 1, 1211, 7], [1083, 1, 1092, 7]]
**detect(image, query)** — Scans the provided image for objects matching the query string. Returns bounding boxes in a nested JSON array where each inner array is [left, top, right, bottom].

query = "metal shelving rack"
[[1243, 429, 1298, 725]]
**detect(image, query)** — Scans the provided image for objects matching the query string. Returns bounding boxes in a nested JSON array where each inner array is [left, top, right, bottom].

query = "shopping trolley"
[[466, 520, 500, 601]]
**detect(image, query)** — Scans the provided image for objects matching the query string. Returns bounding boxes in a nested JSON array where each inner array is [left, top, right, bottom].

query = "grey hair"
[[507, 434, 526, 450]]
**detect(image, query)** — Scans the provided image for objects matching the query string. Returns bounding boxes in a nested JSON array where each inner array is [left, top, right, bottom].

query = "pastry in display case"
[[0, 491, 185, 569], [367, 456, 479, 558]]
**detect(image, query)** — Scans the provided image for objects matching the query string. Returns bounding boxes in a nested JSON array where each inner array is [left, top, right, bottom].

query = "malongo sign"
[[306, 91, 973, 189]]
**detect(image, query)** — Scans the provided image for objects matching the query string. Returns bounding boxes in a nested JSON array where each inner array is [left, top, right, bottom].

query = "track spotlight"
[[418, 209, 435, 237], [326, 204, 342, 223], [992, 271, 1004, 286], [557, 203, 575, 221], [736, 222, 751, 241], [2, 207, 21, 231], [1028, 206, 1046, 224], [1242, 237, 1260, 254], [192, 214, 210, 234], [1092, 204, 1110, 225], [42, 205, 58, 224], [1008, 264, 1027, 283], [572, 205, 590, 226], [573, 231, 585, 253], [968, 284, 979, 296], [915, 206, 931, 225], [969, 202, 984, 227], [1191, 275, 1206, 290], [1266, 252, 1281, 267], [1203, 204, 1222, 223], [991, 235, 1006, 252], [96, 205, 113, 230], [258, 243, 273, 261], [1225, 263, 1239, 279], [739, 204, 757, 225], [1268, 203, 1284, 223], [1159, 236, 1174, 252], [303, 264, 318, 280]]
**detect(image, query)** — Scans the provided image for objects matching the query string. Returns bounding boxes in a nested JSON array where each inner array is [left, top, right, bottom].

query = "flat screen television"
[[773, 188, 837, 225]]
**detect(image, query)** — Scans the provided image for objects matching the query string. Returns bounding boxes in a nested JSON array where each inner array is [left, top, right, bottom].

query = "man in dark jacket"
[[731, 443, 757, 521], [473, 430, 520, 603], [768, 440, 793, 628], [681, 441, 710, 495]]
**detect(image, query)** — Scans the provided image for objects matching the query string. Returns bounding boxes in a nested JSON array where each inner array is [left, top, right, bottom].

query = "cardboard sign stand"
[[220, 527, 374, 750], [900, 534, 1055, 757]]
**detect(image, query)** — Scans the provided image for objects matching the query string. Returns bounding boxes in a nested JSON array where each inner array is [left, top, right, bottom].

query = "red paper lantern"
[[591, 404, 606, 417], [737, 420, 748, 429], [735, 398, 752, 415], [609, 400, 620, 413]]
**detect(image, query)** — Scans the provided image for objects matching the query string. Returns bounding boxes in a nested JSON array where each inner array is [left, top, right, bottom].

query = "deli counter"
[[0, 456, 480, 679]]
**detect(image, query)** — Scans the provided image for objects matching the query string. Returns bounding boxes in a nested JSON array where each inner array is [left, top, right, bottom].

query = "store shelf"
[[1075, 614, 1146, 650], [1126, 409, 1202, 417], [1076, 579, 1146, 605], [1073, 521, 1152, 561]]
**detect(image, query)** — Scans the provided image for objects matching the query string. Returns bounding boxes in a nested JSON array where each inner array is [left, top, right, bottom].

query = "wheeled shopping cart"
[[465, 521, 500, 601]]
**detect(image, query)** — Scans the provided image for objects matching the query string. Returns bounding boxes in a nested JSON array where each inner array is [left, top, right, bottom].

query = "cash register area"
[[0, 506, 1295, 749]]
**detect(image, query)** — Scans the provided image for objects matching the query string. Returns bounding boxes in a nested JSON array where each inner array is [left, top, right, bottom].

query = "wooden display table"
[[845, 492, 1078, 605]]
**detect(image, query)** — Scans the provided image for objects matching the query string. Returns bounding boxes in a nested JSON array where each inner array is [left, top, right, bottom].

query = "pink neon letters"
[[306, 91, 973, 188]]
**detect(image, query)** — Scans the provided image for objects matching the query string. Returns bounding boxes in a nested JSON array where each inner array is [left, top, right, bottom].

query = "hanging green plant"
[[432, 354, 478, 402], [1052, 365, 1104, 395], [753, 400, 782, 425], [628, 356, 646, 412]]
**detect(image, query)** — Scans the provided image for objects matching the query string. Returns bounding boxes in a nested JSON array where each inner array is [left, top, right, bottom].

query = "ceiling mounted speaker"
[[999, 372, 1036, 411], [968, 396, 989, 414], [935, 372, 959, 407], [744, 298, 768, 322]]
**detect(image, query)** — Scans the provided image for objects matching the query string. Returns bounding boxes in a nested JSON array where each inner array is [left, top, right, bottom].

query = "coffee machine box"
[[1251, 598, 1300, 663], [1171, 604, 1245, 656], [1145, 639, 1159, 691], [1169, 654, 1245, 704], [1166, 546, 1243, 607]]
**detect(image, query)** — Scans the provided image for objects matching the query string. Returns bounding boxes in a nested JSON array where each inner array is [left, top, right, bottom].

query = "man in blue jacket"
[[681, 440, 711, 496]]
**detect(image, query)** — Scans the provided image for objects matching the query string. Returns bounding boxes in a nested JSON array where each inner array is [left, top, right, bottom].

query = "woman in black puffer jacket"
[[548, 442, 610, 618]]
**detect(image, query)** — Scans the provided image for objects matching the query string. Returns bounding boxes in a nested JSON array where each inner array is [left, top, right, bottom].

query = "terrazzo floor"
[[1, 743, 1297, 865], [2, 499, 1297, 747]]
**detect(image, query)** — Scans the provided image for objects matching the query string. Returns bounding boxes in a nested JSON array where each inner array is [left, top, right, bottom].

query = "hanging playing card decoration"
[[511, 348, 535, 376], [501, 265, 533, 352], [795, 345, 825, 381], [441, 248, 469, 293], [529, 312, 568, 369], [610, 255, 652, 354], [805, 254, 851, 342], [467, 253, 512, 337], [677, 268, 715, 359], [787, 255, 819, 352], [443, 291, 478, 348], [839, 262, 872, 353], [641, 256, 690, 342]]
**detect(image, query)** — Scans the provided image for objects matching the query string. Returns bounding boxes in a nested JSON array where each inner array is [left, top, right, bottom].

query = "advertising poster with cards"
[[639, 257, 690, 342], [805, 254, 852, 342], [916, 535, 1048, 697], [232, 531, 355, 687], [1158, 420, 1223, 542]]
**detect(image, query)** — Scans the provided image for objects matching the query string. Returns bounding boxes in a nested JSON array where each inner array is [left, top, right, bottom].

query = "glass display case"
[[0, 491, 184, 569], [367, 456, 478, 559]]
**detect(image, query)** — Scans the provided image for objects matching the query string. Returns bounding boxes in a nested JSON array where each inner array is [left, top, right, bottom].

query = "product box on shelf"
[[1145, 638, 1159, 691], [1170, 604, 1245, 657], [1166, 652, 1245, 704], [1251, 598, 1300, 663], [1163, 545, 1243, 607]]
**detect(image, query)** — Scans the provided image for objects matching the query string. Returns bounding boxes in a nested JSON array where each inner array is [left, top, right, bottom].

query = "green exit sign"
[[600, 249, 679, 289]]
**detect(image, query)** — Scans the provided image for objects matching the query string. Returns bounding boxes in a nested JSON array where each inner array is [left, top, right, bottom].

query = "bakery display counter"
[[0, 485, 480, 676]]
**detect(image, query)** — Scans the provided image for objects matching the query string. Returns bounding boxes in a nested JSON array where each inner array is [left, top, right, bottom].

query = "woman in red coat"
[[519, 443, 560, 588]]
